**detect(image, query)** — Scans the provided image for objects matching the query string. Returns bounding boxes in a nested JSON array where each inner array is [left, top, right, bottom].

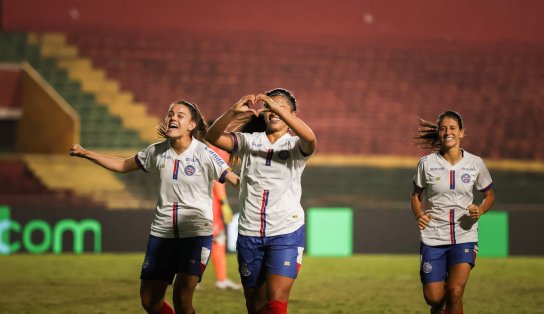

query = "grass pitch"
[[1, 254, 543, 313]]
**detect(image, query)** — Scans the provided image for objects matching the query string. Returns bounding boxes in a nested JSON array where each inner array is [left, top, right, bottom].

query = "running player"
[[70, 100, 239, 314], [205, 88, 317, 314], [411, 110, 495, 314]]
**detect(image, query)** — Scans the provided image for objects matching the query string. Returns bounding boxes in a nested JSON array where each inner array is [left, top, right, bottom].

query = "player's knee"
[[245, 300, 260, 314], [246, 298, 267, 314], [424, 291, 445, 307], [141, 299, 162, 314], [446, 284, 465, 303]]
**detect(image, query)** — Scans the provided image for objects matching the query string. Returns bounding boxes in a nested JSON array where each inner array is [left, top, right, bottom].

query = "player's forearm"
[[478, 189, 495, 215], [224, 171, 240, 190], [410, 193, 425, 219], [277, 111, 316, 147], [205, 109, 237, 143], [81, 150, 135, 173]]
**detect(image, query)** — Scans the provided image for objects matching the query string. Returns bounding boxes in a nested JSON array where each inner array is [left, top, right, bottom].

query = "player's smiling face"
[[165, 103, 196, 139], [438, 117, 464, 150], [264, 95, 294, 132]]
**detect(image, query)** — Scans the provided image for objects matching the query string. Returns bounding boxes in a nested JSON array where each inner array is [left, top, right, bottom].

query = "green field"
[[1, 254, 544, 313]]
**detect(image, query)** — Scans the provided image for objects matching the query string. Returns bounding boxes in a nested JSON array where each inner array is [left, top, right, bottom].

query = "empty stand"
[[64, 32, 544, 159], [0, 159, 104, 209]]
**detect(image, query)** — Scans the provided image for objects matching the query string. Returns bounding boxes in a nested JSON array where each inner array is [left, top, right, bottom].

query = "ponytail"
[[415, 110, 463, 150]]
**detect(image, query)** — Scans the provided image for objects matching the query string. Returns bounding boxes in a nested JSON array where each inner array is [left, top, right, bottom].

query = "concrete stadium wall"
[[2, 0, 544, 44]]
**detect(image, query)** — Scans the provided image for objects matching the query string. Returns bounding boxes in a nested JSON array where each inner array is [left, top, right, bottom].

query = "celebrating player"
[[411, 110, 495, 314], [70, 100, 239, 314], [205, 88, 317, 314]]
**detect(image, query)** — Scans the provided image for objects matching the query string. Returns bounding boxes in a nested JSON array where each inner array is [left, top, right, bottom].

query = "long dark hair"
[[415, 110, 463, 150], [157, 100, 208, 141]]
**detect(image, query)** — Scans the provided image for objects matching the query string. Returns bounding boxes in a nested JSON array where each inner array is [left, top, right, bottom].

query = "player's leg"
[[237, 233, 266, 313], [171, 235, 213, 314], [244, 282, 268, 314], [423, 282, 447, 313], [444, 242, 477, 314], [172, 273, 200, 314], [139, 235, 176, 313], [140, 280, 171, 314], [420, 243, 448, 313], [260, 226, 305, 314], [258, 274, 293, 313], [444, 263, 471, 314]]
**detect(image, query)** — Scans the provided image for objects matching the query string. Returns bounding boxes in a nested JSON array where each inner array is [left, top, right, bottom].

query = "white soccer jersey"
[[413, 150, 493, 246], [231, 131, 311, 237], [136, 138, 230, 238]]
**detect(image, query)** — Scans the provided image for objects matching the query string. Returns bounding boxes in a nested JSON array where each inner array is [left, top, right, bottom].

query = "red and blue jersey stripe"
[[260, 190, 270, 237], [449, 208, 456, 244], [173, 159, 181, 180], [449, 170, 455, 189]]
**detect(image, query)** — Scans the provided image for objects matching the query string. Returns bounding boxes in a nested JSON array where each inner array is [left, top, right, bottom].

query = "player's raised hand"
[[467, 204, 481, 219], [417, 213, 432, 230], [255, 93, 282, 115], [232, 94, 257, 116], [69, 144, 86, 158]]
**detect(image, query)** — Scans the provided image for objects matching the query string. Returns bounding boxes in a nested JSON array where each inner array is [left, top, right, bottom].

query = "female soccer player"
[[411, 110, 495, 314], [205, 88, 317, 314], [70, 100, 239, 314]]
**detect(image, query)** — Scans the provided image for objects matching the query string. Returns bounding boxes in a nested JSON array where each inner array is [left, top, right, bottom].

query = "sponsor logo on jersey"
[[205, 147, 225, 165], [422, 261, 433, 273], [160, 153, 173, 161], [461, 167, 476, 172], [461, 173, 471, 183], [184, 165, 196, 176], [240, 263, 251, 276], [430, 167, 445, 171], [278, 150, 290, 160], [284, 261, 291, 266]]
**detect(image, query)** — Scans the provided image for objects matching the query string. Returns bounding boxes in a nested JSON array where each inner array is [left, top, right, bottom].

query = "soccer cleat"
[[215, 278, 242, 290]]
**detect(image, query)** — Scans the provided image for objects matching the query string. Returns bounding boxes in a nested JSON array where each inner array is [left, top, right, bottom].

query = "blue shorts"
[[420, 242, 478, 284], [237, 226, 305, 288], [140, 234, 212, 284]]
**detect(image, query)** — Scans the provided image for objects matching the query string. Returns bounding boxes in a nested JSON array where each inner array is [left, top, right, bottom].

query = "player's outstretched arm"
[[69, 144, 140, 173], [205, 94, 257, 153], [256, 93, 317, 156]]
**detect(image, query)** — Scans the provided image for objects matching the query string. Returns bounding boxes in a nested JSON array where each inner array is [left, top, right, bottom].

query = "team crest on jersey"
[[461, 173, 471, 183], [184, 165, 196, 176], [240, 263, 251, 277], [422, 261, 432, 274], [278, 150, 290, 160]]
